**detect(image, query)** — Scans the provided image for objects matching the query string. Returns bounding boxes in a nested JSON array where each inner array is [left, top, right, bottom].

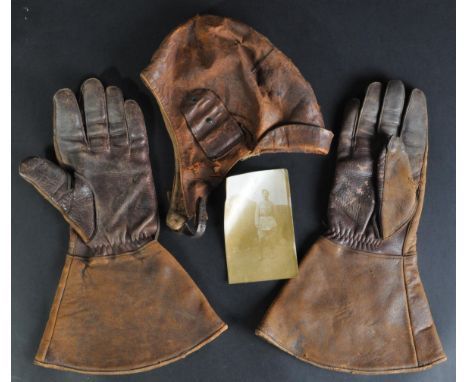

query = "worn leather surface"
[[19, 78, 227, 374], [21, 79, 158, 255], [141, 15, 333, 236], [257, 80, 446, 374], [33, 241, 227, 374]]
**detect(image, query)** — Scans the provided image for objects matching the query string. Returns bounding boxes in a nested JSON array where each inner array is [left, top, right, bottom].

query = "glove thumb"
[[377, 137, 417, 239], [19, 157, 95, 242]]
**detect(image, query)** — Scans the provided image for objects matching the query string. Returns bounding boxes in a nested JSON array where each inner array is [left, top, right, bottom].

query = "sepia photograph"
[[225, 169, 298, 284]]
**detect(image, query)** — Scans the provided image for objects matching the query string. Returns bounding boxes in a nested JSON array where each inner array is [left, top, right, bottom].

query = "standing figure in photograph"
[[255, 189, 277, 259]]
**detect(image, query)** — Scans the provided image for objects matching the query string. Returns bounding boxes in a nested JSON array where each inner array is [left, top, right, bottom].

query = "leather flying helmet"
[[141, 15, 333, 236]]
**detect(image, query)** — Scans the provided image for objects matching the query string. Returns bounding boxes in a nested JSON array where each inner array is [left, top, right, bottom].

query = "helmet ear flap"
[[181, 89, 245, 160]]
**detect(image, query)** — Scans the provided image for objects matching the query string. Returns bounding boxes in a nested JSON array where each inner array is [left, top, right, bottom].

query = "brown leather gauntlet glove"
[[141, 15, 333, 237], [19, 78, 227, 375], [256, 80, 446, 374]]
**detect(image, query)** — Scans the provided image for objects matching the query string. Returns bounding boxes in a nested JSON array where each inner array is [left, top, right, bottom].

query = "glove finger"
[[354, 82, 382, 154], [378, 80, 405, 137], [125, 100, 149, 159], [337, 98, 360, 160], [19, 157, 69, 203], [81, 78, 109, 151], [53, 88, 87, 166], [19, 157, 95, 241], [400, 88, 428, 182], [106, 86, 129, 147], [378, 137, 417, 238]]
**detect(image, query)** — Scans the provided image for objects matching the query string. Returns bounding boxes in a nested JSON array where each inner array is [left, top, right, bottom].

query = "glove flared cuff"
[[34, 241, 227, 375], [256, 237, 446, 374]]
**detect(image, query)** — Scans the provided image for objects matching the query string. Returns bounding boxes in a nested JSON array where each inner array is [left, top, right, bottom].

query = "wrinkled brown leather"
[[21, 79, 158, 256], [141, 15, 333, 236], [33, 241, 227, 374], [257, 81, 446, 374], [19, 78, 227, 374]]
